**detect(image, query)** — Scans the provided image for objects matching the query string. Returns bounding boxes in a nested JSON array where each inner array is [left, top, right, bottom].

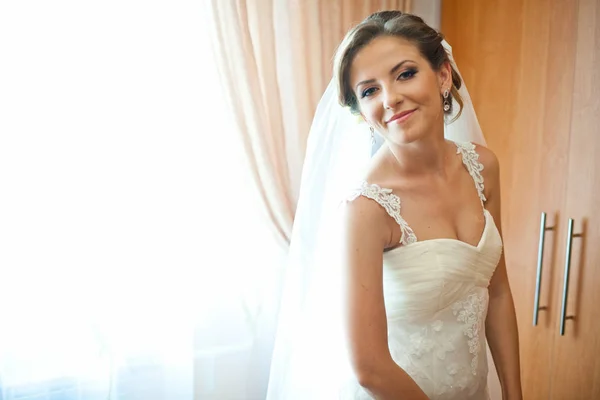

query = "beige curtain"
[[205, 0, 412, 246]]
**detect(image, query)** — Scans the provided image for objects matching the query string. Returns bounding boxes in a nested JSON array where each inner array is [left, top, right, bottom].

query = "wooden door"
[[548, 0, 600, 398], [442, 1, 579, 399]]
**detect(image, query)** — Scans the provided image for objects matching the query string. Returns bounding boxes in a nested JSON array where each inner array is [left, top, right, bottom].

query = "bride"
[[267, 11, 522, 400]]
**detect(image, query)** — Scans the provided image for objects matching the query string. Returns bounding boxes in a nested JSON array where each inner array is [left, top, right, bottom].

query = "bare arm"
[[339, 198, 429, 400], [480, 147, 523, 400]]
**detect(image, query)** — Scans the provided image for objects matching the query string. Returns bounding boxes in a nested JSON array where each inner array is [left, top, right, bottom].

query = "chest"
[[387, 171, 486, 246]]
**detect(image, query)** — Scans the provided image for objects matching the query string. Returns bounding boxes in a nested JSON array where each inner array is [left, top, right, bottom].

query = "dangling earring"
[[370, 126, 376, 145], [443, 89, 451, 112]]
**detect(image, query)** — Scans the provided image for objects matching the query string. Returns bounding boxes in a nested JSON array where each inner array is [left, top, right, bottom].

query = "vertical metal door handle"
[[533, 212, 554, 326], [559, 218, 580, 336]]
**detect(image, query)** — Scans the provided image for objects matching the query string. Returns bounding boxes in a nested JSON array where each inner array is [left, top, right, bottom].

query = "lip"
[[387, 109, 416, 124]]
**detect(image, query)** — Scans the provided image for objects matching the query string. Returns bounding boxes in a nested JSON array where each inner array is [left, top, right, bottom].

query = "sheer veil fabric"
[[266, 40, 488, 399]]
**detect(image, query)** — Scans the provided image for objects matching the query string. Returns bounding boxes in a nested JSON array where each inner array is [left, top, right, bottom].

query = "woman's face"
[[349, 36, 451, 145]]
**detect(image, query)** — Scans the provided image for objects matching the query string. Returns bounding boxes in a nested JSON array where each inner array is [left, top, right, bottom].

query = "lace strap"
[[346, 181, 417, 245], [455, 142, 486, 203]]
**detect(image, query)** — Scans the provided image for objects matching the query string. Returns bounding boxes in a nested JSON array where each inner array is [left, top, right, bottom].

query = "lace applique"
[[408, 332, 435, 358], [431, 320, 444, 332], [404, 320, 456, 364], [346, 181, 417, 245], [437, 365, 473, 398], [436, 340, 456, 361], [452, 292, 487, 375], [426, 320, 454, 360], [455, 142, 486, 203]]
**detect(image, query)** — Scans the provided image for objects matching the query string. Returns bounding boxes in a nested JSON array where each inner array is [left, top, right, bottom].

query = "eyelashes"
[[398, 68, 417, 80], [360, 87, 377, 98], [359, 68, 419, 99]]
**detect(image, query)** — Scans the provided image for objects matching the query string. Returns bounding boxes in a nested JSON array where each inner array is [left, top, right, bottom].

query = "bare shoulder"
[[339, 149, 401, 247], [473, 143, 501, 200], [473, 144, 500, 176], [339, 192, 391, 247]]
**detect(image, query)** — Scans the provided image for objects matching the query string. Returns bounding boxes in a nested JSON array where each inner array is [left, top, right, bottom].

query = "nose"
[[382, 87, 402, 110]]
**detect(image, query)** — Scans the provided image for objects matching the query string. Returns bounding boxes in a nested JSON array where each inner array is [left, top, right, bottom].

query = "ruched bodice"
[[341, 142, 502, 400], [382, 209, 501, 323], [380, 209, 501, 399]]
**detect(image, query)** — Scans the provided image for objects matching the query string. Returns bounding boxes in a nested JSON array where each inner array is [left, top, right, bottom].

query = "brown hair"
[[333, 11, 463, 120]]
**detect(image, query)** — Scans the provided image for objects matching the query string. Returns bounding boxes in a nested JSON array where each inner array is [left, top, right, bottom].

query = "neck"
[[386, 132, 450, 176]]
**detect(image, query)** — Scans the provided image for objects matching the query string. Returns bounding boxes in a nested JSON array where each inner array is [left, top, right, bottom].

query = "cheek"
[[359, 101, 382, 125], [410, 84, 437, 106], [405, 75, 441, 106]]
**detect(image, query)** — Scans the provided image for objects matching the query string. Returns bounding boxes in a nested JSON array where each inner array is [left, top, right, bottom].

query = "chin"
[[388, 127, 426, 145]]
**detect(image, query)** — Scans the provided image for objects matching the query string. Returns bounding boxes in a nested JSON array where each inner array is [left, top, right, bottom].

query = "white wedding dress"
[[338, 142, 502, 400]]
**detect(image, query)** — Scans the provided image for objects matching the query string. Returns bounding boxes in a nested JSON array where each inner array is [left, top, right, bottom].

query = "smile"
[[387, 109, 416, 124]]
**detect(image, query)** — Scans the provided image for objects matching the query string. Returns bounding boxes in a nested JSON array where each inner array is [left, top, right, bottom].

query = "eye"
[[360, 87, 378, 98], [398, 68, 418, 80]]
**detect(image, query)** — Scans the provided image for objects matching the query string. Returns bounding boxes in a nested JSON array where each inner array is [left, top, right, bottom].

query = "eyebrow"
[[354, 60, 416, 91]]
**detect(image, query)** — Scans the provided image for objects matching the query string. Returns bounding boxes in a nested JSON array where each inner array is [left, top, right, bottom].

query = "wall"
[[411, 0, 441, 30]]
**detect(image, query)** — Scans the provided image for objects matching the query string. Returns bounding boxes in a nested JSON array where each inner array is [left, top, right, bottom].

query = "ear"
[[437, 61, 452, 92]]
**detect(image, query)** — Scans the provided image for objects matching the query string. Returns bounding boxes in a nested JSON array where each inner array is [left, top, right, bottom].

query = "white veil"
[[266, 40, 486, 399]]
